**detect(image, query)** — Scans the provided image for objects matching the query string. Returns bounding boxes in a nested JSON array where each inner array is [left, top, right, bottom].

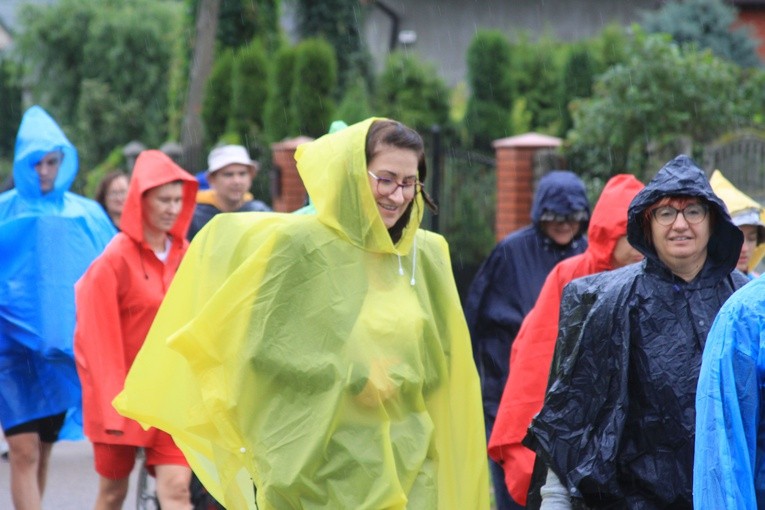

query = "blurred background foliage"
[[2, 0, 765, 284]]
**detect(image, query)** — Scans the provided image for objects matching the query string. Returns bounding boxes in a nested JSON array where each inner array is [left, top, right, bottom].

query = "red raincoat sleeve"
[[488, 262, 570, 505], [75, 254, 128, 434]]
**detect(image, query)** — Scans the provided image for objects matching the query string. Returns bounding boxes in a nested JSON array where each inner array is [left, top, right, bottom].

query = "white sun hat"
[[207, 145, 257, 175]]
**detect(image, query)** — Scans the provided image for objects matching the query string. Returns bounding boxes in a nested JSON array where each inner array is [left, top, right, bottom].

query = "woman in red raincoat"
[[74, 150, 198, 510], [488, 174, 645, 507]]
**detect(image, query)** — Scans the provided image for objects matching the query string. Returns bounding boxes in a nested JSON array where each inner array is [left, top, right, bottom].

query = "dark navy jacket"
[[464, 170, 589, 431], [526, 155, 748, 509]]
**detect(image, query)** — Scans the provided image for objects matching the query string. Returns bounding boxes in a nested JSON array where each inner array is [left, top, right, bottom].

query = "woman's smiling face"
[[367, 144, 419, 229]]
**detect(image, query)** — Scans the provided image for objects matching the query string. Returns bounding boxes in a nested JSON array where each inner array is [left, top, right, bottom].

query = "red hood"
[[586, 174, 645, 271], [121, 150, 198, 245]]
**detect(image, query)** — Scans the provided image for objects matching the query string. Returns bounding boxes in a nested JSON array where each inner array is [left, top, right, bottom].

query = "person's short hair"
[[94, 170, 128, 210], [207, 145, 257, 175]]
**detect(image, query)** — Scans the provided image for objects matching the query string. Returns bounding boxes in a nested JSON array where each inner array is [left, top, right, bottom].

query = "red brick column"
[[492, 133, 562, 241], [270, 136, 313, 212]]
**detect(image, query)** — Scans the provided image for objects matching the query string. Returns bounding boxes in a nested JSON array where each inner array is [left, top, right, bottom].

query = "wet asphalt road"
[[0, 439, 146, 510]]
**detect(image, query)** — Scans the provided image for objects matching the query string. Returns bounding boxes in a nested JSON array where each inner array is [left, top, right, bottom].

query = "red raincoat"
[[488, 174, 644, 505], [74, 150, 198, 445]]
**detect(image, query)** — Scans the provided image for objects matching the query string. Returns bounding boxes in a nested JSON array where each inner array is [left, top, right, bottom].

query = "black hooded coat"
[[464, 170, 589, 432], [524, 155, 748, 509]]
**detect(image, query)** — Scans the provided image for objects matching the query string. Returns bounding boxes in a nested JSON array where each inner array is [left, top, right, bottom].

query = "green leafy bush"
[[0, 58, 22, 159], [296, 0, 369, 95], [264, 45, 298, 141], [641, 0, 761, 68], [376, 52, 449, 133], [202, 48, 235, 145], [566, 30, 746, 180], [18, 0, 182, 168], [335, 75, 373, 125], [511, 36, 564, 136], [290, 38, 337, 138], [464, 30, 513, 150], [228, 41, 269, 154]]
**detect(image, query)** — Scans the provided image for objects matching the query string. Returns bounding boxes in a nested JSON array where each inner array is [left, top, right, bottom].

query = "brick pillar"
[[270, 136, 313, 212], [492, 133, 562, 241]]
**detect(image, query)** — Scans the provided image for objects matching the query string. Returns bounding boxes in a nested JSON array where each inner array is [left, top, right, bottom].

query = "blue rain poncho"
[[694, 275, 765, 509], [0, 105, 115, 436], [115, 118, 489, 509]]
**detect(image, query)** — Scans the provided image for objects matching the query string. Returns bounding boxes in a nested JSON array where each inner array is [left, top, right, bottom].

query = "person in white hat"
[[187, 145, 271, 240]]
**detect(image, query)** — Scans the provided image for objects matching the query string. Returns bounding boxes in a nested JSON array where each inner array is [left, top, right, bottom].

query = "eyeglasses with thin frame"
[[651, 203, 708, 226], [368, 171, 421, 198]]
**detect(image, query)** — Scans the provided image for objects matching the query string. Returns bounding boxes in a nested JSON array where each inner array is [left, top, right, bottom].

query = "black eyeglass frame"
[[650, 203, 709, 226]]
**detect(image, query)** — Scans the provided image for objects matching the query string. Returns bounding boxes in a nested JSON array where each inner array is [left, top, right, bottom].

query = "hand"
[[355, 359, 398, 407]]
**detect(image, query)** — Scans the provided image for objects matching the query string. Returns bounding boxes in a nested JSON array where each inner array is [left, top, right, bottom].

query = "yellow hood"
[[296, 117, 423, 255], [710, 170, 765, 272]]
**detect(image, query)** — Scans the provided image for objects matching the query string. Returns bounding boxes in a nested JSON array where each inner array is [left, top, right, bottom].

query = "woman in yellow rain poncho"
[[114, 118, 490, 509]]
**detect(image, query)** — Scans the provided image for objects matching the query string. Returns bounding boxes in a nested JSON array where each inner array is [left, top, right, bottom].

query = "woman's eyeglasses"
[[368, 171, 421, 198], [651, 203, 708, 226]]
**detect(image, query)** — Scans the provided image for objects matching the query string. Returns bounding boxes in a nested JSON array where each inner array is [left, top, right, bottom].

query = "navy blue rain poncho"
[[0, 106, 115, 438], [464, 170, 589, 431], [525, 155, 748, 509]]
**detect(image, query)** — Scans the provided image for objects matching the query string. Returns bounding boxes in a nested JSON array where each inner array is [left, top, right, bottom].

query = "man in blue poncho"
[[0, 105, 115, 509]]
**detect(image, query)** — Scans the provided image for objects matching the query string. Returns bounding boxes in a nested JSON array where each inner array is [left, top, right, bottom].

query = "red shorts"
[[93, 431, 189, 480]]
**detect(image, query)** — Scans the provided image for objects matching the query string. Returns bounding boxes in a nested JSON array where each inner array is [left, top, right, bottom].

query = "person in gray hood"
[[524, 155, 748, 509]]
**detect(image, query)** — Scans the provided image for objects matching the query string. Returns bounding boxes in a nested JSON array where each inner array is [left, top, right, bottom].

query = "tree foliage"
[[0, 58, 22, 160], [290, 38, 337, 138], [376, 52, 450, 134], [335, 75, 373, 126], [228, 41, 270, 154], [464, 30, 513, 150], [566, 30, 748, 180], [560, 44, 597, 134], [640, 0, 761, 68], [510, 36, 564, 135], [202, 48, 235, 145], [263, 45, 297, 141], [296, 0, 370, 94], [18, 0, 182, 168]]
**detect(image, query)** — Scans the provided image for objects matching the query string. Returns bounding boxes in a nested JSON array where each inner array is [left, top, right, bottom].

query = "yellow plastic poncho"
[[114, 118, 489, 510], [710, 169, 765, 272]]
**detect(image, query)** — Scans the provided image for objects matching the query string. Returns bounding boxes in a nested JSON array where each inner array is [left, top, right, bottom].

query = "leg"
[[94, 476, 130, 510], [154, 464, 192, 510], [37, 441, 54, 497], [490, 457, 526, 510], [7, 432, 43, 510], [92, 442, 136, 510]]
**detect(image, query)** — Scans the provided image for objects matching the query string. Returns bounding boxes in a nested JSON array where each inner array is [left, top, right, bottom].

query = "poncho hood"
[[627, 154, 742, 277], [530, 170, 590, 229], [587, 173, 645, 271], [121, 150, 198, 245], [12, 105, 78, 205], [709, 169, 765, 272], [295, 117, 423, 255]]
